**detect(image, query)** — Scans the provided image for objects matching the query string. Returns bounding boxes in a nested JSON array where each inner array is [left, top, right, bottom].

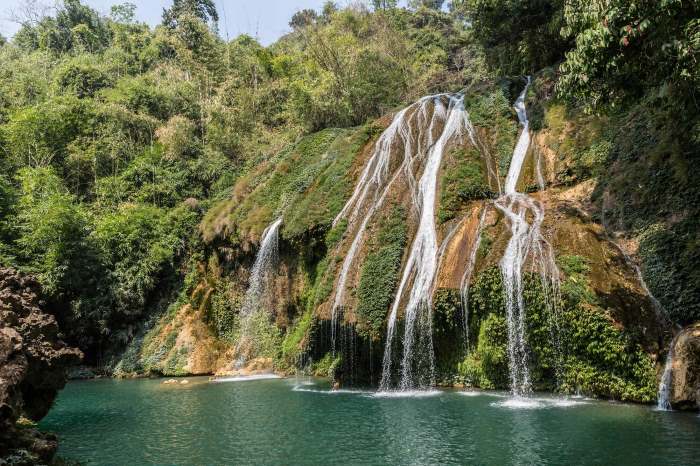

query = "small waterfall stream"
[[330, 97, 439, 351], [380, 95, 476, 391], [235, 218, 282, 363], [657, 333, 680, 410], [493, 77, 562, 396]]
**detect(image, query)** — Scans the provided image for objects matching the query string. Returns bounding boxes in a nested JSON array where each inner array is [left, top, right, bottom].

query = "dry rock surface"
[[670, 323, 700, 410]]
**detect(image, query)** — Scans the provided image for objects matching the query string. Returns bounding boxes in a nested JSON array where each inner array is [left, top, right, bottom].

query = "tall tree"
[[162, 0, 219, 30], [410, 0, 445, 9], [372, 0, 398, 10], [452, 0, 569, 74], [289, 9, 318, 30]]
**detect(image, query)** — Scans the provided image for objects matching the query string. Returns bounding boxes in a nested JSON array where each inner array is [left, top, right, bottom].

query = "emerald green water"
[[41, 377, 699, 465]]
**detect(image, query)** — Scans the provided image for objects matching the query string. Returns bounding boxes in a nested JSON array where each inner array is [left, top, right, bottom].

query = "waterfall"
[[494, 77, 562, 396], [330, 95, 454, 352], [657, 333, 679, 410], [235, 218, 282, 362], [380, 96, 476, 391], [503, 77, 532, 194]]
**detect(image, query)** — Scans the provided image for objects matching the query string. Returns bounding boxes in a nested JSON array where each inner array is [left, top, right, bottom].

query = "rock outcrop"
[[0, 267, 82, 464], [669, 323, 700, 410]]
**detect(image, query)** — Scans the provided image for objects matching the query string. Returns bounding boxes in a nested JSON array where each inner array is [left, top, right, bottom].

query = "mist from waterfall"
[[235, 218, 283, 363]]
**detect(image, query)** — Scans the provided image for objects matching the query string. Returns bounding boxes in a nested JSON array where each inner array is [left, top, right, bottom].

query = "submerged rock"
[[0, 267, 82, 463], [668, 323, 700, 410]]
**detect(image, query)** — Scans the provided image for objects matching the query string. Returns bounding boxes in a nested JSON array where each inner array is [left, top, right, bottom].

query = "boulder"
[[669, 323, 700, 410], [0, 268, 82, 463]]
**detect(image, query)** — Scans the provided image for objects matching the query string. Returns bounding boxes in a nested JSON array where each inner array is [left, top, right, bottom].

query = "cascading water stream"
[[330, 95, 452, 352], [493, 77, 562, 396], [503, 77, 532, 195], [235, 218, 282, 363], [657, 333, 679, 411], [380, 96, 476, 391]]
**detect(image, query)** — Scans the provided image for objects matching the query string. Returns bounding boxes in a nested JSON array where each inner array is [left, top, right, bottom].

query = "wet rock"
[[669, 323, 700, 410], [0, 267, 82, 463]]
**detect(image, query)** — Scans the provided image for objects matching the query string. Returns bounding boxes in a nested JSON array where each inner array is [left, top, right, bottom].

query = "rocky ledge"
[[668, 323, 700, 411], [0, 268, 82, 464]]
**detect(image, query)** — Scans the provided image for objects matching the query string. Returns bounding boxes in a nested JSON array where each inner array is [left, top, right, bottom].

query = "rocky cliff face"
[[669, 324, 700, 410], [0, 267, 82, 464], [112, 75, 695, 406]]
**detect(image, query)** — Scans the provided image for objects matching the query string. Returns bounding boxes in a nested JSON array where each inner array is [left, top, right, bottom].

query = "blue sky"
[[0, 0, 341, 45]]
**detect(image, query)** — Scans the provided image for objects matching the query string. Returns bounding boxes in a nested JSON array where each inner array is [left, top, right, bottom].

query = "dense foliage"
[[1, 0, 697, 382], [0, 0, 479, 361]]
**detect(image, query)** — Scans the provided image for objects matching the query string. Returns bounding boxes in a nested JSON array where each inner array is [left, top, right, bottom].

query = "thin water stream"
[[235, 218, 282, 362]]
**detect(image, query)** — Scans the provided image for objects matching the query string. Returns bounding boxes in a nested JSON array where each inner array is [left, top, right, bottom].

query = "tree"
[[0, 34, 6, 47], [322, 1, 339, 20], [162, 0, 219, 30], [372, 0, 398, 10], [452, 0, 569, 74], [0, 175, 17, 265], [410, 0, 445, 9], [558, 0, 700, 109], [13, 0, 110, 53], [290, 9, 318, 30], [110, 2, 137, 24]]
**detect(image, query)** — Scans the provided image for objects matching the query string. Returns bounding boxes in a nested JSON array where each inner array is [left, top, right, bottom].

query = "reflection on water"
[[41, 378, 700, 465]]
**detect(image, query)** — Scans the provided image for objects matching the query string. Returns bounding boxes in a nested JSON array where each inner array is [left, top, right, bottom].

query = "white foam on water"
[[211, 374, 282, 383], [548, 398, 588, 408], [458, 391, 483, 397], [492, 398, 545, 409], [372, 390, 442, 399], [292, 387, 373, 395], [491, 396, 588, 409]]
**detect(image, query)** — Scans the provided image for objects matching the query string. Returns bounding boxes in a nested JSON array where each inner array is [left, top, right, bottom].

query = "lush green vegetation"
[[0, 0, 477, 362], [0, 0, 696, 390], [438, 147, 492, 223], [355, 206, 408, 340], [456, 263, 656, 401]]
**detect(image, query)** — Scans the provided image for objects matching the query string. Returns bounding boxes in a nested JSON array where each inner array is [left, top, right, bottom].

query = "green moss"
[[438, 147, 494, 223], [209, 281, 241, 343], [202, 124, 374, 244], [464, 87, 518, 180], [541, 102, 610, 184], [284, 126, 374, 238], [312, 353, 342, 378], [281, 308, 315, 365], [459, 313, 508, 389], [638, 221, 700, 324], [163, 346, 190, 376], [455, 264, 656, 400], [355, 207, 407, 340]]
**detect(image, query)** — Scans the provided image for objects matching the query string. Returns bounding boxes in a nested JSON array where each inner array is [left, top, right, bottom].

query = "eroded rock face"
[[0, 267, 82, 463], [670, 323, 700, 410]]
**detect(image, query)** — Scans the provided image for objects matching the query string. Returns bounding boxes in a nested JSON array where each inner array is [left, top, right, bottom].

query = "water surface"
[[41, 377, 700, 465]]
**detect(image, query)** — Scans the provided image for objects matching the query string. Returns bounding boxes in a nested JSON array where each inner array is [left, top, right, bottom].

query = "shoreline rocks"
[[0, 267, 82, 464]]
